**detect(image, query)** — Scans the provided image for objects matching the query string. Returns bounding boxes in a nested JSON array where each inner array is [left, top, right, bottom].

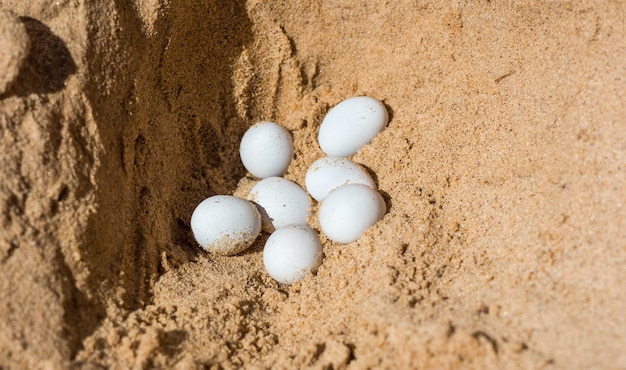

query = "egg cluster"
[[191, 96, 388, 284]]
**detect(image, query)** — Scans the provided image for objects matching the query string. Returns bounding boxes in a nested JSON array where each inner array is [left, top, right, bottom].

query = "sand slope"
[[0, 1, 624, 368]]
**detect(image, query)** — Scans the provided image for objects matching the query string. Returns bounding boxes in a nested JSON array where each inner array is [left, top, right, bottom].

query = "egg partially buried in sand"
[[263, 224, 323, 285], [319, 184, 386, 244], [239, 121, 294, 179], [248, 177, 311, 233], [191, 195, 262, 255], [305, 157, 376, 202], [318, 96, 388, 157]]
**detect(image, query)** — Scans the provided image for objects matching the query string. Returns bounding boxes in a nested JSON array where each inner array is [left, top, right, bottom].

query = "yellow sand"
[[0, 1, 624, 368]]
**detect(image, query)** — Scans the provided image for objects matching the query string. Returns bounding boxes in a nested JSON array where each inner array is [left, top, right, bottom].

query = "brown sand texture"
[[1, 1, 625, 369]]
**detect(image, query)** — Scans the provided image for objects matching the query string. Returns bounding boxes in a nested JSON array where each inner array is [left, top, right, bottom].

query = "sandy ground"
[[1, 1, 625, 368]]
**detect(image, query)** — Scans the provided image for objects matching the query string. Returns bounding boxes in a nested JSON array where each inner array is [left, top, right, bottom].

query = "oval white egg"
[[240, 121, 294, 179], [190, 195, 261, 255], [305, 157, 376, 202], [263, 225, 323, 285], [247, 177, 311, 232], [318, 96, 388, 157], [318, 184, 386, 244]]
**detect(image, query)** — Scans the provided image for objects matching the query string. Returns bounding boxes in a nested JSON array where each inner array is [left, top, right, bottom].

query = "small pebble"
[[0, 10, 30, 95]]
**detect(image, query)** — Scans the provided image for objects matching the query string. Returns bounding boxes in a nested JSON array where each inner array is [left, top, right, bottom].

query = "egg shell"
[[318, 183, 386, 244], [239, 121, 294, 179], [305, 157, 376, 201], [248, 177, 311, 232], [263, 224, 323, 285], [318, 96, 388, 157], [190, 195, 261, 255]]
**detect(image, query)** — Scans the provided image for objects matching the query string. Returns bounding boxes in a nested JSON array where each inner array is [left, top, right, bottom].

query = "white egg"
[[190, 195, 261, 255], [318, 184, 386, 244], [318, 96, 388, 157], [305, 157, 376, 202], [263, 225, 323, 285], [239, 121, 294, 179], [248, 177, 311, 232]]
